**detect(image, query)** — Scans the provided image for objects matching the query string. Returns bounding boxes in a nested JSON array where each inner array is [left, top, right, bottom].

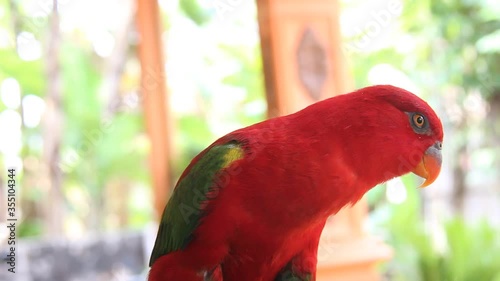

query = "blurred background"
[[0, 0, 499, 280]]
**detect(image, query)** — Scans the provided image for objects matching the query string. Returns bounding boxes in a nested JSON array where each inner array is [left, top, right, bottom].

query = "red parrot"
[[148, 85, 443, 281]]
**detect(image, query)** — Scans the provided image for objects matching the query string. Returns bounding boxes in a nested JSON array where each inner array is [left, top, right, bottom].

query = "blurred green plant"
[[0, 0, 264, 238], [179, 0, 212, 25], [350, 0, 500, 215], [379, 178, 500, 281]]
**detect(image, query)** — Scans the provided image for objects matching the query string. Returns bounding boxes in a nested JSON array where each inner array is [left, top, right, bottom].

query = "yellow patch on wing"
[[221, 145, 244, 168]]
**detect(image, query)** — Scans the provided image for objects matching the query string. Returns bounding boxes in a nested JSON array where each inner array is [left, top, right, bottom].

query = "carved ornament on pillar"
[[297, 27, 329, 101]]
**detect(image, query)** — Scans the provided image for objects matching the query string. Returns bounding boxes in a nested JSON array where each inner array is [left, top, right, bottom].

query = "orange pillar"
[[135, 0, 171, 219], [256, 1, 392, 280], [257, 0, 351, 117]]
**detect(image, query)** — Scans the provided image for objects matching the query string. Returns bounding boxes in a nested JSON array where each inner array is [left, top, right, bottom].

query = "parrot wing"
[[149, 140, 244, 266]]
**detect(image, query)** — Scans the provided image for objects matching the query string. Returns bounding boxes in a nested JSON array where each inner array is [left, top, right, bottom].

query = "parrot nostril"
[[435, 142, 442, 150]]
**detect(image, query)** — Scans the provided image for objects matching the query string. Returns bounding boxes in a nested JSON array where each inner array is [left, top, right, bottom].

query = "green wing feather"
[[149, 141, 244, 266], [275, 261, 312, 281]]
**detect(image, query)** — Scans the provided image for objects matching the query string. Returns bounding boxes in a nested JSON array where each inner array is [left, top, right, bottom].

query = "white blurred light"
[[394, 34, 416, 54], [385, 178, 407, 204], [0, 109, 23, 155], [0, 28, 13, 48], [92, 31, 115, 58], [122, 92, 139, 110], [27, 134, 43, 151], [368, 64, 419, 94], [431, 220, 448, 255], [3, 155, 23, 173], [244, 100, 266, 116], [16, 31, 42, 61], [158, 0, 173, 11], [1, 78, 21, 109], [476, 29, 500, 54], [464, 91, 487, 120], [0, 109, 22, 130], [65, 215, 86, 239], [22, 94, 46, 128]]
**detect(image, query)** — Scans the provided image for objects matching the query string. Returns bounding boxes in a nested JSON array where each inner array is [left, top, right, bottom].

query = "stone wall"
[[0, 229, 150, 281]]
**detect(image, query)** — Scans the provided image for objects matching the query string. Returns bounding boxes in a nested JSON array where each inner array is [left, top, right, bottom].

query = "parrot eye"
[[408, 112, 430, 134], [412, 114, 425, 128]]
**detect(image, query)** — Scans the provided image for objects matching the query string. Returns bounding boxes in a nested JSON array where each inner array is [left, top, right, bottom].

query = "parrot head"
[[361, 85, 443, 187], [314, 85, 444, 188]]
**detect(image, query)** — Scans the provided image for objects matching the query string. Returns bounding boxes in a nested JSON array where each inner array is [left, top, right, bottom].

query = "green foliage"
[[0, 49, 45, 95], [2, 0, 264, 237], [382, 180, 500, 281], [220, 43, 266, 125], [179, 0, 212, 25], [175, 115, 213, 178], [357, 1, 500, 277], [18, 219, 43, 238], [350, 0, 500, 99], [57, 40, 149, 230], [170, 2, 265, 183]]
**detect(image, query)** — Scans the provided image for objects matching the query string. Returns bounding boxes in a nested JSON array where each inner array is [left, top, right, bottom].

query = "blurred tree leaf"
[[179, 0, 212, 26], [0, 49, 45, 95]]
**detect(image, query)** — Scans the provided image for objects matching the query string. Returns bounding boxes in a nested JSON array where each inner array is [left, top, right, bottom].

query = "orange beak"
[[412, 142, 442, 187]]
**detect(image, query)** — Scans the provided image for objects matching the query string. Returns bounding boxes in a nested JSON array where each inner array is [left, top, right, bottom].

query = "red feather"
[[149, 85, 443, 281]]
